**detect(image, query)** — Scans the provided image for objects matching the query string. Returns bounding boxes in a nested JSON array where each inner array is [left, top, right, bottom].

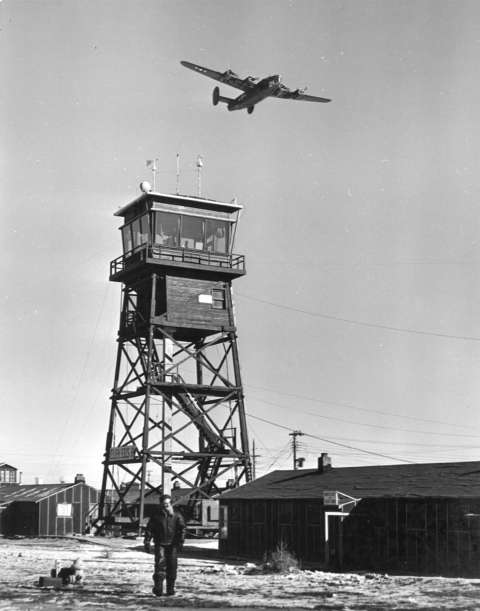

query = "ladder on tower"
[[169, 374, 231, 514]]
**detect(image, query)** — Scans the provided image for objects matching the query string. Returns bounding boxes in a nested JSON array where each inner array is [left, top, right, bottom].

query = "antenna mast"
[[196, 155, 203, 196], [176, 153, 181, 195], [146, 158, 159, 191]]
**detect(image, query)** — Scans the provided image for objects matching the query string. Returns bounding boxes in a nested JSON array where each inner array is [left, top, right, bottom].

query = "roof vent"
[[318, 453, 332, 473], [74, 473, 86, 484]]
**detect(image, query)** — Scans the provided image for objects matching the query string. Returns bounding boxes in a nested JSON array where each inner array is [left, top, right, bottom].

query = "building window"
[[121, 225, 133, 253], [122, 214, 149, 253], [212, 289, 226, 309], [205, 219, 229, 254], [152, 213, 231, 254], [154, 212, 180, 247], [0, 469, 15, 483], [57, 503, 72, 517], [131, 215, 149, 249], [206, 503, 219, 522], [180, 216, 204, 250]]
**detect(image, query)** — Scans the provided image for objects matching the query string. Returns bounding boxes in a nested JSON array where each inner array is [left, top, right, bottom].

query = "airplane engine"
[[212, 87, 220, 106], [292, 87, 307, 98], [247, 106, 254, 114]]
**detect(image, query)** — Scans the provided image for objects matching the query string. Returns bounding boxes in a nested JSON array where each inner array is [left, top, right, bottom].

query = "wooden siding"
[[161, 276, 233, 331], [342, 498, 480, 577], [3, 502, 38, 536], [2, 484, 98, 537], [220, 497, 480, 576], [220, 499, 325, 563]]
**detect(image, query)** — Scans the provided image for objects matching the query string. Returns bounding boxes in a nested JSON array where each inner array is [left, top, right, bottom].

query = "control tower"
[[97, 186, 252, 530]]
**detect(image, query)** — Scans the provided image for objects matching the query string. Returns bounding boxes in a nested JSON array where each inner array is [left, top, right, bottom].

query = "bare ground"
[[0, 536, 479, 610]]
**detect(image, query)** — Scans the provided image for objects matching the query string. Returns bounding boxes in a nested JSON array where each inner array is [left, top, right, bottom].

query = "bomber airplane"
[[181, 60, 331, 114]]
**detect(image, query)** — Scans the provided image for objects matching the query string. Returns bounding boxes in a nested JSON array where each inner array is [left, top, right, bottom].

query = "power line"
[[237, 292, 480, 342], [48, 282, 112, 478], [247, 413, 414, 464], [264, 441, 292, 471], [246, 383, 475, 431], [250, 395, 480, 440]]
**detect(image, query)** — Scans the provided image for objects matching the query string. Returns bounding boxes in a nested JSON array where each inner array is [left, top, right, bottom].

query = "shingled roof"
[[220, 461, 480, 501], [0, 483, 81, 504]]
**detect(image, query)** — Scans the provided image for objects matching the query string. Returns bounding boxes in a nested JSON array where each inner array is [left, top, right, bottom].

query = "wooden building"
[[0, 477, 98, 537], [0, 463, 19, 484], [219, 457, 480, 576]]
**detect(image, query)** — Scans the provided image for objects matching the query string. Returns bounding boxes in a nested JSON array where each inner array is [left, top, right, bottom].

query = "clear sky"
[[2, 0, 480, 487]]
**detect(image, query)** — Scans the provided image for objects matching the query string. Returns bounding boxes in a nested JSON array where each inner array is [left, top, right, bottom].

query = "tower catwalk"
[[97, 188, 252, 531]]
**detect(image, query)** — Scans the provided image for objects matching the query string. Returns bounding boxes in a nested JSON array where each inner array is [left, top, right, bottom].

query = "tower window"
[[132, 215, 149, 248], [121, 225, 133, 253], [181, 216, 204, 250], [122, 214, 149, 254], [212, 289, 226, 309], [206, 219, 229, 254], [154, 212, 180, 247]]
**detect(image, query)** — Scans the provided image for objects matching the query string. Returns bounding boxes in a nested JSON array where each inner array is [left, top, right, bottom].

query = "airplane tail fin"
[[213, 86, 233, 107]]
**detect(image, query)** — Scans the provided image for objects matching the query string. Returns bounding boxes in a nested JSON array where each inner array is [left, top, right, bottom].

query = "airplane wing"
[[181, 61, 256, 92], [275, 85, 331, 103]]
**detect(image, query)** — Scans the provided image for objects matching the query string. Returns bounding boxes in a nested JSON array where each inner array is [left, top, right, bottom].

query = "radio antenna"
[[146, 158, 158, 191], [196, 155, 203, 197], [176, 153, 180, 195]]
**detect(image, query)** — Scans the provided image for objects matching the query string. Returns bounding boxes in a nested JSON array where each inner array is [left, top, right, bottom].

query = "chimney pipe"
[[318, 453, 332, 472]]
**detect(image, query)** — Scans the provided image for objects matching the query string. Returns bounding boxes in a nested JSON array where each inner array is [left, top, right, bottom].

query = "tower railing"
[[110, 244, 245, 277]]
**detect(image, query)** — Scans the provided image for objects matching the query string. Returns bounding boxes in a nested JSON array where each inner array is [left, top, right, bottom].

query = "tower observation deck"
[[97, 189, 252, 531]]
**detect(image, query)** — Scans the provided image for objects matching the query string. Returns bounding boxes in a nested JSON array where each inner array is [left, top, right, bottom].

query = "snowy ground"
[[1, 536, 479, 610]]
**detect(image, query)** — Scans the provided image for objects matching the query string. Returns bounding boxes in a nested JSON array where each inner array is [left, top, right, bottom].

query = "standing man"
[[144, 493, 186, 596]]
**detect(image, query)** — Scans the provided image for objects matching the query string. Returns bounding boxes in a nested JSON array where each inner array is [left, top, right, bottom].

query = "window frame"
[[57, 503, 73, 518], [153, 211, 180, 247], [211, 288, 226, 310]]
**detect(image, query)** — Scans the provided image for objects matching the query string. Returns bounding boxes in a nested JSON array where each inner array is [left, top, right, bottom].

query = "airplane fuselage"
[[228, 75, 281, 111]]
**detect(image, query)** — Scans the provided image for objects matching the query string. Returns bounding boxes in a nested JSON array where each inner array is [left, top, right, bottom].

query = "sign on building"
[[110, 445, 136, 461], [323, 491, 339, 506]]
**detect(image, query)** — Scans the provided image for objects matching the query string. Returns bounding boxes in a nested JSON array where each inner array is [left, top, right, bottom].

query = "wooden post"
[[139, 273, 157, 533], [161, 336, 174, 495]]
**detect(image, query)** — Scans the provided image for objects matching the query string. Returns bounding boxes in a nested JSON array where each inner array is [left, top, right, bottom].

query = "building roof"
[[0, 482, 89, 504], [220, 461, 480, 501], [0, 463, 17, 470], [0, 484, 21, 502], [115, 191, 243, 218]]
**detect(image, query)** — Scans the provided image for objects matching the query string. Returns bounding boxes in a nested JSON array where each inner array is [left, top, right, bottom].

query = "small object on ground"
[[38, 576, 64, 588], [38, 558, 85, 587], [57, 558, 84, 585]]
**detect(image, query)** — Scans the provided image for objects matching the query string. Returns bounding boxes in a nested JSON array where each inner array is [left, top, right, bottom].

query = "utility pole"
[[289, 430, 304, 470], [252, 439, 261, 480]]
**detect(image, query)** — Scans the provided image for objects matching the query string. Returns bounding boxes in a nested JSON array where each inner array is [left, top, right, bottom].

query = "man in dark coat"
[[144, 493, 186, 596]]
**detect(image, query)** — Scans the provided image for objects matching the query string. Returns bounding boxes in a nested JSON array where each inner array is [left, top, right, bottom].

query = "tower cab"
[[110, 191, 245, 283]]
